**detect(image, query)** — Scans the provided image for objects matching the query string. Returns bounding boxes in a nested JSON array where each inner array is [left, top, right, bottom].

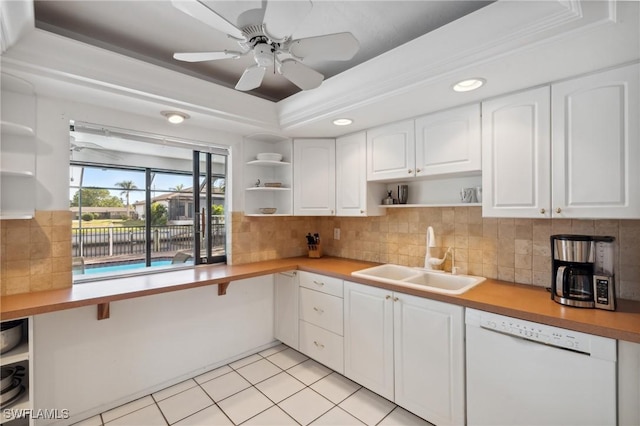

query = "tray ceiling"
[[34, 0, 491, 102]]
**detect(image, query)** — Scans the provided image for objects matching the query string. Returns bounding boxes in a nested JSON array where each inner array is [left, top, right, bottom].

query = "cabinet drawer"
[[299, 288, 343, 335], [298, 271, 343, 297], [299, 320, 344, 374]]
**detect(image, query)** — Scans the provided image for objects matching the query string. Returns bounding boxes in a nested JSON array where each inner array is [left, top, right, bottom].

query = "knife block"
[[308, 244, 322, 258]]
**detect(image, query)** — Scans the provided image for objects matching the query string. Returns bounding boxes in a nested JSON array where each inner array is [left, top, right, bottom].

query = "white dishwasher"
[[465, 308, 616, 426]]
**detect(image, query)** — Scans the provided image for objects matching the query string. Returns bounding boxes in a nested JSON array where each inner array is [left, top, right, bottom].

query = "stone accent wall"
[[1, 210, 73, 295], [230, 212, 318, 265], [316, 207, 640, 301]]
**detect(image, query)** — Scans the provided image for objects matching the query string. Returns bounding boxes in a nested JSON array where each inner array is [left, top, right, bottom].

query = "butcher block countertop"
[[2, 257, 639, 343]]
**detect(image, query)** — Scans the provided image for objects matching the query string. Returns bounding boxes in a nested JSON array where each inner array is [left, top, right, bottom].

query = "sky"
[[69, 166, 196, 204]]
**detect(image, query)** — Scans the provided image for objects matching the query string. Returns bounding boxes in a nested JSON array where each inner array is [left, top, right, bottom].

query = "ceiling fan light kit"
[[171, 0, 360, 93]]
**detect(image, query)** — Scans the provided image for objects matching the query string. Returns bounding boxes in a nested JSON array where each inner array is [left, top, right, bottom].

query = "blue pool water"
[[84, 260, 174, 275]]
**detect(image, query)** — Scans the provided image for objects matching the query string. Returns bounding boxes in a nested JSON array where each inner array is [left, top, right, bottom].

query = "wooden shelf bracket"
[[218, 282, 230, 296], [97, 303, 110, 320]]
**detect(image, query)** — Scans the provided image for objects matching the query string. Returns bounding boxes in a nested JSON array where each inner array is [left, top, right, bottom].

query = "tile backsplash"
[[232, 208, 640, 301], [0, 210, 73, 295]]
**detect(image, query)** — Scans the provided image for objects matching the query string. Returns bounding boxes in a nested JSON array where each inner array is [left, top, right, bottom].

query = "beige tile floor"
[[73, 344, 434, 426]]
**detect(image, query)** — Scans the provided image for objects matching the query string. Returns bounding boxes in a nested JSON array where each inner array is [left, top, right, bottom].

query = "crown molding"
[[277, 0, 619, 133]]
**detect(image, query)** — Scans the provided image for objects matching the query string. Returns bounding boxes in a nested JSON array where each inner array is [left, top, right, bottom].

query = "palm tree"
[[115, 180, 138, 218]]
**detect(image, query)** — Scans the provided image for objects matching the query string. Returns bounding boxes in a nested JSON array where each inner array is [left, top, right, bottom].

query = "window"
[[70, 122, 228, 281]]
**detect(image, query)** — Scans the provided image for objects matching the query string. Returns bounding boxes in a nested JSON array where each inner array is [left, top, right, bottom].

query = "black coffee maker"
[[550, 235, 616, 310]]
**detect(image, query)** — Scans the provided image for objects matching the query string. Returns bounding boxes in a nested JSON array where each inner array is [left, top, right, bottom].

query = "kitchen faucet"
[[424, 226, 452, 270]]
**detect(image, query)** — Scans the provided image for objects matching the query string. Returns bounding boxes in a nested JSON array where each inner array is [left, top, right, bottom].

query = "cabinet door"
[[274, 271, 298, 349], [366, 120, 415, 181], [343, 281, 394, 400], [552, 63, 640, 218], [394, 293, 464, 426], [482, 86, 551, 218], [336, 132, 367, 216], [415, 103, 481, 177], [293, 139, 336, 216]]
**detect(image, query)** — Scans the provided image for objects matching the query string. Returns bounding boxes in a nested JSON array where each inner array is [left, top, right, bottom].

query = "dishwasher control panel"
[[476, 310, 591, 354]]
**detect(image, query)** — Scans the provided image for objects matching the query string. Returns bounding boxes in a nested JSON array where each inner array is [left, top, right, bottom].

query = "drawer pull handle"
[[313, 281, 324, 286], [313, 307, 324, 314], [313, 341, 325, 349]]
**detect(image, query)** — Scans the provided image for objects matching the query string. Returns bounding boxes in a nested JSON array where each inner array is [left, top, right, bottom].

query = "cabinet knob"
[[393, 297, 399, 302], [416, 168, 421, 173], [360, 210, 365, 214], [555, 207, 562, 214], [385, 295, 391, 300], [539, 208, 546, 215], [408, 169, 413, 174]]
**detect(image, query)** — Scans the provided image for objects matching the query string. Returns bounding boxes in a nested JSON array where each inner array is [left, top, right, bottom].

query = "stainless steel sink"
[[351, 264, 486, 295]]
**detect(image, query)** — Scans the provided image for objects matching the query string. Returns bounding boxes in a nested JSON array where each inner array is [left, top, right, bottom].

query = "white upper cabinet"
[[415, 103, 481, 177], [293, 138, 336, 216], [336, 132, 384, 216], [551, 63, 640, 219], [483, 63, 640, 219], [366, 120, 415, 181], [482, 86, 551, 218]]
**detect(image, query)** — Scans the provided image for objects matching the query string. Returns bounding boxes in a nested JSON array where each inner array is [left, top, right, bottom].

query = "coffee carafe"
[[550, 235, 616, 310]]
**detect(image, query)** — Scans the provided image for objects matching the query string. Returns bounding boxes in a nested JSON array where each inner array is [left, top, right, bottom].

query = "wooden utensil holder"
[[308, 244, 322, 258]]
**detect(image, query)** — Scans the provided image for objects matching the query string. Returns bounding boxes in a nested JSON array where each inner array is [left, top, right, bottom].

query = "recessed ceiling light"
[[333, 118, 353, 126], [161, 111, 190, 124], [453, 78, 486, 92]]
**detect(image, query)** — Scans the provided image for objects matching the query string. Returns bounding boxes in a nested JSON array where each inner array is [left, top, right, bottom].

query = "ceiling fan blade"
[[171, 0, 244, 39], [289, 32, 359, 61], [173, 51, 239, 62], [280, 59, 324, 90], [235, 65, 266, 91], [263, 0, 312, 40]]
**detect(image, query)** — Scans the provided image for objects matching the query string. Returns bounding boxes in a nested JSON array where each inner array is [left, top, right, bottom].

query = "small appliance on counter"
[[550, 234, 616, 310]]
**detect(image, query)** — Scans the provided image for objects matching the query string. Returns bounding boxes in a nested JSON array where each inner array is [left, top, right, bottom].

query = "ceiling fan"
[[171, 0, 360, 92], [70, 137, 122, 161]]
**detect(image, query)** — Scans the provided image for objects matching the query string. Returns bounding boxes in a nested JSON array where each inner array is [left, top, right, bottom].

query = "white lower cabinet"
[[299, 320, 344, 373], [343, 283, 394, 399], [296, 272, 344, 373], [274, 271, 299, 350], [344, 281, 465, 426]]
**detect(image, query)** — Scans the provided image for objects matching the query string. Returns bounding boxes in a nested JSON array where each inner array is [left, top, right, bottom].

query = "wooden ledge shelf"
[[1, 257, 639, 342]]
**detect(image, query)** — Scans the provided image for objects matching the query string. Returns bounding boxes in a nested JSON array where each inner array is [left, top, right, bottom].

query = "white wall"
[[32, 94, 243, 211], [33, 275, 275, 425]]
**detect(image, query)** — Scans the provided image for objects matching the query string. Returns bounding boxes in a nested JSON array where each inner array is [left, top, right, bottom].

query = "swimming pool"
[[82, 260, 176, 275]]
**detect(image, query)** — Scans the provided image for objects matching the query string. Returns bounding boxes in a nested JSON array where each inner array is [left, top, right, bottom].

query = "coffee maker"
[[550, 235, 616, 310]]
